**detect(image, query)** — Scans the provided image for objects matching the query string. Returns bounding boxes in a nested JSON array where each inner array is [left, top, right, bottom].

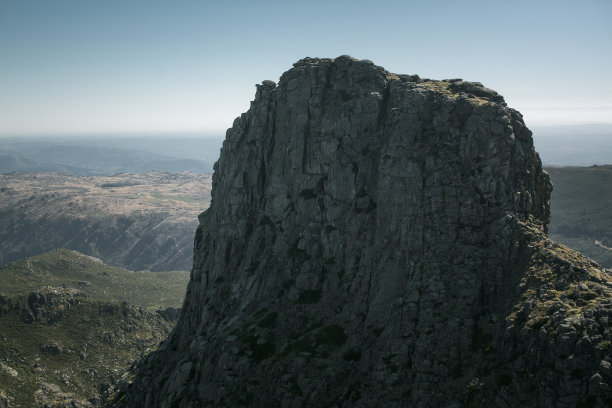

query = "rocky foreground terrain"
[[0, 172, 212, 271], [114, 57, 612, 407], [0, 249, 189, 407]]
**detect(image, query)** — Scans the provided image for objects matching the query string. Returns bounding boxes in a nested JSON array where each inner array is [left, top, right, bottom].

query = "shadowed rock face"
[[117, 57, 612, 407]]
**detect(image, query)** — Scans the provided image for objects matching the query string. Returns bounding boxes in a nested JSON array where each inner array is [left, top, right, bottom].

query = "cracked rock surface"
[[114, 56, 612, 407]]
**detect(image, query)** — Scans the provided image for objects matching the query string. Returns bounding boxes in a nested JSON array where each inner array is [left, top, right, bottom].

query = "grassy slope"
[[0, 292, 174, 407], [546, 165, 612, 268], [0, 248, 189, 310], [0, 249, 190, 407]]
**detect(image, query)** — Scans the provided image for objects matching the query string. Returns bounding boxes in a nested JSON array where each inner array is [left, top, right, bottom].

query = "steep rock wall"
[[117, 57, 611, 407]]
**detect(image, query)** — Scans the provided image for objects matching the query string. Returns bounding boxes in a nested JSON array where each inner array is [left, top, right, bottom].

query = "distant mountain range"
[[0, 153, 88, 175], [0, 135, 224, 175], [0, 145, 212, 176]]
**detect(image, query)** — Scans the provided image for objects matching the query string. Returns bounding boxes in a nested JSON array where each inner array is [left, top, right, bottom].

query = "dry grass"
[[0, 171, 211, 220]]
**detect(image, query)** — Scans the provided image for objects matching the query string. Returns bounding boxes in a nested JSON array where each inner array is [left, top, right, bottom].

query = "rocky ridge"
[[116, 56, 612, 407]]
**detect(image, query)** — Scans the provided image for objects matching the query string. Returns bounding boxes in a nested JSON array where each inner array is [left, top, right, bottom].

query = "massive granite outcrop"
[[116, 56, 612, 407]]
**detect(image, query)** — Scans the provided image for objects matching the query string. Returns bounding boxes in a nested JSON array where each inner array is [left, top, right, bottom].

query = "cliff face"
[[118, 57, 612, 407]]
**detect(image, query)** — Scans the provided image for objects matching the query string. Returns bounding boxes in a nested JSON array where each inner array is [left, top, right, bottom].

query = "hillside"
[[0, 172, 212, 271], [0, 249, 189, 309], [0, 289, 175, 408], [546, 165, 612, 268], [0, 249, 189, 407]]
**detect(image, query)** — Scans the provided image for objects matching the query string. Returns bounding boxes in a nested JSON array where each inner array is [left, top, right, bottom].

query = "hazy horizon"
[[1, 122, 611, 139], [1, 123, 611, 168]]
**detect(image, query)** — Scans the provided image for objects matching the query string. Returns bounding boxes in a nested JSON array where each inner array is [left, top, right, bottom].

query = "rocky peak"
[[116, 57, 611, 407]]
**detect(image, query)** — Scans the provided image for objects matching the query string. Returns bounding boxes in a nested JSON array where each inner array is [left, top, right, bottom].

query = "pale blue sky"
[[0, 0, 610, 135]]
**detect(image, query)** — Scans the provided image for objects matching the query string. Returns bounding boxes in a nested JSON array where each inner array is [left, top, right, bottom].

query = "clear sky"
[[0, 0, 611, 136]]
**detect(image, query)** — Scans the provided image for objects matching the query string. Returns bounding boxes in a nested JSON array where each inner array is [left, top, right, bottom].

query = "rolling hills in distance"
[[0, 134, 224, 176]]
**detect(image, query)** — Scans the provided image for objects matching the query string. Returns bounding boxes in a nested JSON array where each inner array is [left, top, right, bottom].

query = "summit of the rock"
[[115, 57, 612, 407]]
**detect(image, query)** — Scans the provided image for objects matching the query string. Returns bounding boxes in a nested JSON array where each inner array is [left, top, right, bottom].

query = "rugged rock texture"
[[0, 287, 178, 407], [116, 56, 612, 407]]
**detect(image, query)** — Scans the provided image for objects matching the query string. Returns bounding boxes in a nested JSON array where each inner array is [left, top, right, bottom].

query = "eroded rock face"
[[117, 57, 612, 407]]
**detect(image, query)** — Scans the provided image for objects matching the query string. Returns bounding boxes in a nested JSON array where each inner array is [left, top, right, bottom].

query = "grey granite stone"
[[113, 57, 612, 408]]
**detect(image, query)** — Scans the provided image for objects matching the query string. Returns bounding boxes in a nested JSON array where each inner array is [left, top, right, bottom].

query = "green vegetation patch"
[[0, 290, 174, 407], [0, 249, 189, 310]]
